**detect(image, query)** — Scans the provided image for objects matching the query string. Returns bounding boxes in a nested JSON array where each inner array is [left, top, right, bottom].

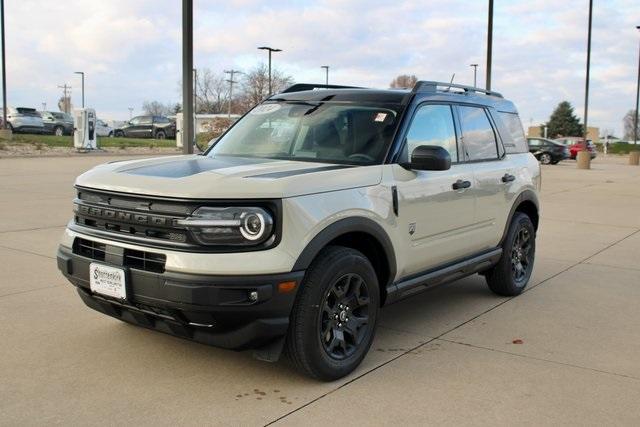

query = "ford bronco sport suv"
[[57, 81, 540, 381]]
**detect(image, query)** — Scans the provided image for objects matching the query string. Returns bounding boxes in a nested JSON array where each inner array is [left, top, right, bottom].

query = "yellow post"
[[629, 151, 640, 166], [577, 151, 591, 169]]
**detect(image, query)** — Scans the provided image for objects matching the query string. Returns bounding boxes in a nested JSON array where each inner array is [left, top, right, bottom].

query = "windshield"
[[207, 101, 402, 165]]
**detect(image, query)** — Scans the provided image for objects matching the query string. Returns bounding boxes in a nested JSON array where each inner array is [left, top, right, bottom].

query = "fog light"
[[248, 291, 258, 302]]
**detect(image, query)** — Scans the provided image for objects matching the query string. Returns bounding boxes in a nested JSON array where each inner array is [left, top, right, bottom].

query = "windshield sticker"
[[374, 112, 388, 122], [251, 104, 282, 115]]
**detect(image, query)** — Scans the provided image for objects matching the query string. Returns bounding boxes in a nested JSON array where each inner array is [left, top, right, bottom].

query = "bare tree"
[[195, 69, 228, 114], [389, 74, 418, 89], [623, 110, 639, 141], [142, 100, 172, 116], [238, 63, 293, 111]]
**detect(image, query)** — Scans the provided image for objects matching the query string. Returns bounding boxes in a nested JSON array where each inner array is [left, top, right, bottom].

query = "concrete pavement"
[[1, 155, 639, 426]]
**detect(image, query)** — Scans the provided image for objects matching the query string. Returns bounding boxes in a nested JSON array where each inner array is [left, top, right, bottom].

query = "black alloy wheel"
[[319, 273, 371, 360], [511, 226, 533, 285]]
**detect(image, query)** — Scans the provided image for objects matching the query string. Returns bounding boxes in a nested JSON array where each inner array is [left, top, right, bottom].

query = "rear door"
[[457, 105, 516, 250], [393, 103, 477, 276]]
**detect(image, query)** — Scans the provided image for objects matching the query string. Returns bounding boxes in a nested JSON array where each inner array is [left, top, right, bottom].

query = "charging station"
[[73, 108, 98, 150]]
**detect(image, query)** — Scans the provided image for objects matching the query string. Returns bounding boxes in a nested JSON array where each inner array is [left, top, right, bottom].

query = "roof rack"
[[280, 83, 364, 94], [412, 81, 503, 98]]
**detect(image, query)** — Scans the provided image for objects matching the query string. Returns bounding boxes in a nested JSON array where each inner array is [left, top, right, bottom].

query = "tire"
[[115, 130, 124, 138], [155, 130, 166, 140], [53, 126, 64, 136], [539, 153, 552, 164], [286, 246, 379, 381], [486, 212, 536, 297], [108, 131, 114, 138]]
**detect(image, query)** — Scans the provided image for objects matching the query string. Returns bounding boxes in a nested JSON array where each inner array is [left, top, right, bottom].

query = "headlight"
[[176, 207, 274, 246]]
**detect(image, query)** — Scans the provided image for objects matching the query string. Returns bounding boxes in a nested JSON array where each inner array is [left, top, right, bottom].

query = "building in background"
[[527, 125, 599, 143]]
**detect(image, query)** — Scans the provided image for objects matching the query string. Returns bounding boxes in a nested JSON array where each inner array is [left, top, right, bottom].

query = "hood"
[[75, 155, 382, 199]]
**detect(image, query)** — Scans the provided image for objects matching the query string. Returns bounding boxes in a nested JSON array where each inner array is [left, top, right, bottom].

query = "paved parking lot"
[[1, 154, 640, 425]]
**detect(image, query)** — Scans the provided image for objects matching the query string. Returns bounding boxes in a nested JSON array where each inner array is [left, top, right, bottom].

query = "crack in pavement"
[[0, 244, 56, 260]]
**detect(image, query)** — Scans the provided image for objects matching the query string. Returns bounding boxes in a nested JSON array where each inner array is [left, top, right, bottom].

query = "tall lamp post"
[[74, 71, 85, 108], [257, 46, 282, 96], [633, 25, 640, 146], [470, 64, 478, 87], [321, 65, 329, 85], [1, 0, 8, 133], [485, 0, 493, 91], [182, 0, 193, 154]]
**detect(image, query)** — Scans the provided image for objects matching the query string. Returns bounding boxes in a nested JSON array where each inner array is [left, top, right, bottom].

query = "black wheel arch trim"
[[291, 217, 397, 290], [499, 189, 540, 246]]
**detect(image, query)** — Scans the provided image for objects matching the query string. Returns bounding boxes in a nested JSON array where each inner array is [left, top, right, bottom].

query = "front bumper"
[[57, 245, 304, 350]]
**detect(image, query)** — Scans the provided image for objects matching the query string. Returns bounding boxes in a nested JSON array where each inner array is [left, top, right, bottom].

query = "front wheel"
[[286, 246, 379, 381], [54, 126, 64, 136], [486, 212, 536, 296], [114, 130, 124, 138], [539, 153, 552, 164], [155, 130, 166, 140]]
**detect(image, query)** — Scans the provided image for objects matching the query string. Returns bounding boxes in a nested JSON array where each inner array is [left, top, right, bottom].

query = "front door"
[[393, 103, 477, 278]]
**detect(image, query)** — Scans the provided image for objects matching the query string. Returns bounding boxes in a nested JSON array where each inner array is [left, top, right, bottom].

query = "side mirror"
[[409, 145, 451, 171]]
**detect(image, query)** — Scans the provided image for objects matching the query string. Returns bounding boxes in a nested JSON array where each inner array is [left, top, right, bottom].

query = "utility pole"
[[128, 107, 133, 119], [486, 0, 493, 91], [321, 65, 329, 85], [470, 64, 478, 87], [182, 0, 194, 154], [57, 84, 72, 113], [633, 25, 640, 146], [258, 46, 282, 96], [224, 69, 242, 119], [42, 102, 46, 112], [1, 0, 8, 131], [583, 0, 593, 139]]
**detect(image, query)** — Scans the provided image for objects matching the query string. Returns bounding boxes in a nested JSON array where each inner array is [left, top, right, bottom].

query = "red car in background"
[[554, 137, 597, 160]]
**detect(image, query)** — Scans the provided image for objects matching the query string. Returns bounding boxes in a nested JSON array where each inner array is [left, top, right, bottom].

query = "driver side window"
[[404, 104, 458, 163]]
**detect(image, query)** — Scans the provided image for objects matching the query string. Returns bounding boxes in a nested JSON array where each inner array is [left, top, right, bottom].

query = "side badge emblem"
[[408, 222, 416, 236]]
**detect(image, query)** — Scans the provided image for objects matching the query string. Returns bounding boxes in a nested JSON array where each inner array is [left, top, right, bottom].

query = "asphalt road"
[[1, 154, 639, 425]]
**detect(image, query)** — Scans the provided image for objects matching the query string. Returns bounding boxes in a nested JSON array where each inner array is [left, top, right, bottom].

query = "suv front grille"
[[73, 238, 166, 273]]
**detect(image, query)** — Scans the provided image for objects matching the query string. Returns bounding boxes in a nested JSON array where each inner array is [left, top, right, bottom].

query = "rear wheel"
[[155, 130, 166, 140], [539, 153, 552, 164], [54, 126, 64, 136], [286, 246, 379, 381], [486, 212, 535, 296], [115, 130, 124, 138]]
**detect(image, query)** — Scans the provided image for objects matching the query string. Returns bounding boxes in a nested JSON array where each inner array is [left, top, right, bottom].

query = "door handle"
[[501, 173, 516, 183], [452, 179, 471, 190]]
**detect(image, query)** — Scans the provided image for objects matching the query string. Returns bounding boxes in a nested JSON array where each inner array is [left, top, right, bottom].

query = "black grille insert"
[[124, 249, 166, 273], [72, 238, 166, 273], [73, 238, 106, 261]]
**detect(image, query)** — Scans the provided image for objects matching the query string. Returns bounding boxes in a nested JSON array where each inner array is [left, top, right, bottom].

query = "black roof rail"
[[280, 83, 365, 94], [412, 81, 503, 98]]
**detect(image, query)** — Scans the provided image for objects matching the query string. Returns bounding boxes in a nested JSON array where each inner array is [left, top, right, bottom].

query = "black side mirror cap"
[[409, 145, 451, 171]]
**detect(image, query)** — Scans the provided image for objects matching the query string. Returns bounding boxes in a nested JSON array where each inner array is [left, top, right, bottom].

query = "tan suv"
[[57, 81, 540, 380]]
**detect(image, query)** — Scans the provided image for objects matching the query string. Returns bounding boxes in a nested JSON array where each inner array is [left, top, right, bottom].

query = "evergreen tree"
[[543, 101, 583, 138]]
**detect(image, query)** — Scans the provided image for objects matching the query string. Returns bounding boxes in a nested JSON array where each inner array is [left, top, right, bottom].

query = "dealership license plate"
[[89, 263, 127, 300]]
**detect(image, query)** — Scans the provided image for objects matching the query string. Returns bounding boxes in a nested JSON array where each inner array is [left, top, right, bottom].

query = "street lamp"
[[633, 25, 640, 146], [74, 71, 85, 108], [470, 64, 478, 87], [1, 0, 8, 131], [257, 46, 282, 96], [486, 0, 493, 90], [321, 65, 329, 85]]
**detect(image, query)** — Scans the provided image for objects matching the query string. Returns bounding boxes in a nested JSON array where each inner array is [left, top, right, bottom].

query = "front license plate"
[[89, 263, 127, 300]]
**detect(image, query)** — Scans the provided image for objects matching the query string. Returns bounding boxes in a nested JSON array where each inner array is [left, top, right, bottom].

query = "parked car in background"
[[113, 115, 176, 139], [527, 137, 569, 164], [555, 137, 597, 160], [95, 119, 114, 137], [41, 111, 74, 136], [3, 107, 44, 134]]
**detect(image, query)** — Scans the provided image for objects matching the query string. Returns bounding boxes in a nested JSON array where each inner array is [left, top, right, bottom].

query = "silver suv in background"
[[3, 107, 44, 134], [42, 111, 74, 136]]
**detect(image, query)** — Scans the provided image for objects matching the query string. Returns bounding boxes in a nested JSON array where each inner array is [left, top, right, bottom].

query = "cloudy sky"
[[3, 0, 639, 135]]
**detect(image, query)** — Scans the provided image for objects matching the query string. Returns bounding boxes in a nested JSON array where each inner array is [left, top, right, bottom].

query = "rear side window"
[[458, 106, 498, 161], [499, 112, 528, 154]]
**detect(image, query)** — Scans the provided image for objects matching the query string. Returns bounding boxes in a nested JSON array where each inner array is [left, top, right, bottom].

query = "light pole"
[[633, 25, 640, 146], [258, 46, 282, 96], [1, 0, 8, 131], [42, 102, 46, 112], [224, 69, 242, 119], [74, 71, 84, 108], [583, 0, 593, 139], [470, 64, 478, 87], [182, 0, 194, 154], [128, 107, 133, 119], [321, 65, 329, 85], [485, 0, 493, 90]]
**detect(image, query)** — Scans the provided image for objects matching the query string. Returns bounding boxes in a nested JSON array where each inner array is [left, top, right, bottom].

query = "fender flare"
[[291, 217, 397, 287], [499, 189, 540, 246]]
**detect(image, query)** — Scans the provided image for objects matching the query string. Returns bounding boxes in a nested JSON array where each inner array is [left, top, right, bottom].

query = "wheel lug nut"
[[338, 323, 342, 327]]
